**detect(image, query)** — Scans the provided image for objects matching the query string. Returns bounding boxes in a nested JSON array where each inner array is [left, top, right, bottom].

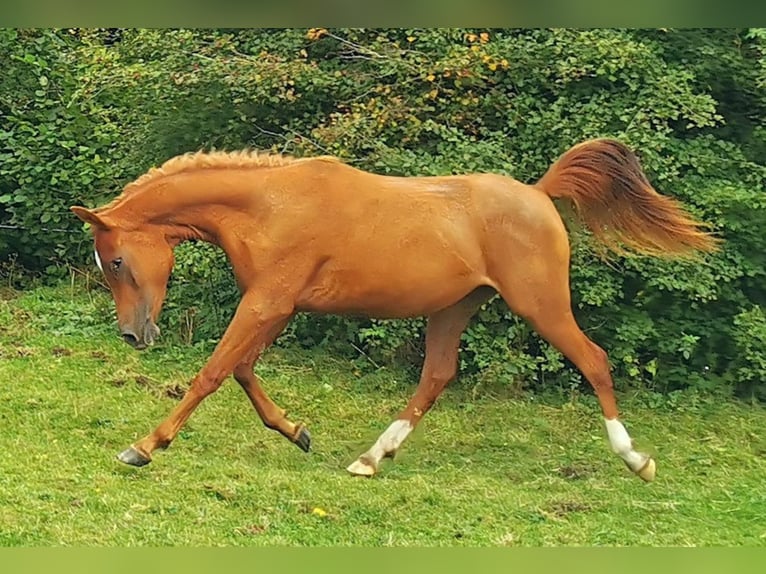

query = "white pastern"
[[605, 418, 648, 472], [361, 419, 413, 469], [375, 419, 412, 454]]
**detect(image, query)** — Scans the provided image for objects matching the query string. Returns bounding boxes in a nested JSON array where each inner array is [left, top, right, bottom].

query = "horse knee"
[[232, 364, 252, 384], [191, 373, 223, 397]]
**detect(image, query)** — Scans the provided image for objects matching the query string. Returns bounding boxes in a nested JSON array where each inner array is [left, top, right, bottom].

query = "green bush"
[[731, 306, 766, 400], [0, 29, 126, 271]]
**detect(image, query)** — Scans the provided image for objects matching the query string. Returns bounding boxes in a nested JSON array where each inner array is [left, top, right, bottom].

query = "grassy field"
[[0, 284, 765, 546]]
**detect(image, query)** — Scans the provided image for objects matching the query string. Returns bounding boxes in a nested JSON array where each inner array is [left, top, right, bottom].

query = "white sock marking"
[[605, 418, 647, 471], [364, 419, 413, 466]]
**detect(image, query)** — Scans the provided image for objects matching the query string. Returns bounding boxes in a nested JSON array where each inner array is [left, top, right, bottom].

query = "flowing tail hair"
[[535, 138, 720, 258]]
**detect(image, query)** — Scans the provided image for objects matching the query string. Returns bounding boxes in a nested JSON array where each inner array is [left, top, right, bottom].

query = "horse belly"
[[296, 248, 486, 319]]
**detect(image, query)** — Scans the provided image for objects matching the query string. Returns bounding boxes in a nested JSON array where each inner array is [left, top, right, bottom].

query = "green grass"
[[0, 284, 765, 546]]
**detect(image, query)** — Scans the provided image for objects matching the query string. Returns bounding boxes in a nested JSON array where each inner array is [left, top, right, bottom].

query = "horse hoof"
[[117, 446, 151, 467], [293, 426, 311, 453], [346, 457, 376, 477], [637, 457, 656, 482]]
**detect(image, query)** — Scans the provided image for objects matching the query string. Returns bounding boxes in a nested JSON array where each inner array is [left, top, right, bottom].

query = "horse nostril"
[[122, 333, 139, 347]]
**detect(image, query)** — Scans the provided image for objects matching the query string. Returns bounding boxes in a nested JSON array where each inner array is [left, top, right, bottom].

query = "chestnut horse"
[[71, 139, 718, 481]]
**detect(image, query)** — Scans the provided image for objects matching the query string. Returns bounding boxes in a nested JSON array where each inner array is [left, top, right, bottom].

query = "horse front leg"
[[231, 315, 312, 452], [116, 292, 294, 467]]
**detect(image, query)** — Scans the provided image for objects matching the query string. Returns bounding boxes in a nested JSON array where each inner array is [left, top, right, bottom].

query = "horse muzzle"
[[121, 321, 160, 350]]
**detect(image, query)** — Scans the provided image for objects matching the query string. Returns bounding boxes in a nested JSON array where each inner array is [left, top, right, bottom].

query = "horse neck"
[[109, 169, 269, 246]]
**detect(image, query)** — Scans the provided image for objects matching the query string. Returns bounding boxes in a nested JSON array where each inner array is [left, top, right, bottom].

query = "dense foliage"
[[1, 28, 764, 398]]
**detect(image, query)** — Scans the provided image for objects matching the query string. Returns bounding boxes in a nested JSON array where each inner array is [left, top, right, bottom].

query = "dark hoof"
[[293, 426, 311, 453], [117, 445, 151, 467]]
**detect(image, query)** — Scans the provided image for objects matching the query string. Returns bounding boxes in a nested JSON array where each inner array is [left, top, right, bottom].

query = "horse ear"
[[70, 206, 108, 229]]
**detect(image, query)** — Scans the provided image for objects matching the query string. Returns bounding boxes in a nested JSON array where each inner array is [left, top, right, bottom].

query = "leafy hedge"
[[2, 28, 765, 398]]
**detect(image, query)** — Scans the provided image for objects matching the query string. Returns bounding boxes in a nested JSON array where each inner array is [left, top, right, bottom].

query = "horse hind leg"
[[346, 286, 493, 476], [495, 250, 656, 481], [533, 315, 655, 481]]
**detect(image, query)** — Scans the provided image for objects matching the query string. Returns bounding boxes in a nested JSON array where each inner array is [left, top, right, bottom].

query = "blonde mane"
[[96, 149, 340, 213], [128, 149, 340, 191]]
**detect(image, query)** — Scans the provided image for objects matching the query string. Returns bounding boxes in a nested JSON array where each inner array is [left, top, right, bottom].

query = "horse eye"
[[110, 258, 123, 273]]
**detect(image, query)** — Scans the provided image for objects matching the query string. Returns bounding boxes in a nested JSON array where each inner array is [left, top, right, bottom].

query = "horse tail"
[[535, 138, 720, 258]]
